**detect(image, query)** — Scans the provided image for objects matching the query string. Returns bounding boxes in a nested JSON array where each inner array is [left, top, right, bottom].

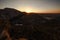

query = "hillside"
[[0, 8, 60, 40]]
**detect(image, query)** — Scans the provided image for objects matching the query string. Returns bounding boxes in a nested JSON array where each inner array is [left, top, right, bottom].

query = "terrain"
[[0, 8, 60, 40]]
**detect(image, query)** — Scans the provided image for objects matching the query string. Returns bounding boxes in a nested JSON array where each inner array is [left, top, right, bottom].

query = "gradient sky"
[[0, 0, 60, 13]]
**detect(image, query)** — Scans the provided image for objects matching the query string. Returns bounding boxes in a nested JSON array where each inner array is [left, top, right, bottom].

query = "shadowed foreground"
[[0, 8, 60, 40]]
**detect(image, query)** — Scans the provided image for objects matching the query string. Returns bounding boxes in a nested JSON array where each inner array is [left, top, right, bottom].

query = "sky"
[[0, 0, 60, 13]]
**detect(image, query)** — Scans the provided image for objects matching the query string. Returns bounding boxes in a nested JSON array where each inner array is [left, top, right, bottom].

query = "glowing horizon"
[[0, 0, 60, 13], [17, 6, 60, 13]]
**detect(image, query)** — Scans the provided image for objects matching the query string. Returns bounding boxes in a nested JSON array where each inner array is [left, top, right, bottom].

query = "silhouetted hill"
[[0, 8, 24, 40], [0, 8, 24, 19], [0, 8, 60, 40]]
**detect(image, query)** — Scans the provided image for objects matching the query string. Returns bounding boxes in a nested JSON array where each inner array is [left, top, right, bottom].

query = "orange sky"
[[18, 7, 60, 13], [0, 0, 60, 13]]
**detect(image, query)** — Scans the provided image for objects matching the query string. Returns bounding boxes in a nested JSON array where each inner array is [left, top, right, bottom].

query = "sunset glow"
[[18, 7, 43, 13], [19, 7, 37, 13], [18, 7, 60, 13], [24, 8, 33, 13], [0, 0, 59, 13]]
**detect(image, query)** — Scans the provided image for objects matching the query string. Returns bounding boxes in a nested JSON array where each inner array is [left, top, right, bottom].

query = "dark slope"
[[0, 8, 60, 40]]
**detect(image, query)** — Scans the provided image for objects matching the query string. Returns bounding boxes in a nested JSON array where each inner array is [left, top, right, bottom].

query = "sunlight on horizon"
[[0, 0, 60, 13], [18, 7, 46, 13], [23, 8, 33, 13], [18, 7, 60, 13]]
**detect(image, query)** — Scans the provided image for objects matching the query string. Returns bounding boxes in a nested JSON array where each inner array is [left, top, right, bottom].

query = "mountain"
[[0, 8, 60, 40]]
